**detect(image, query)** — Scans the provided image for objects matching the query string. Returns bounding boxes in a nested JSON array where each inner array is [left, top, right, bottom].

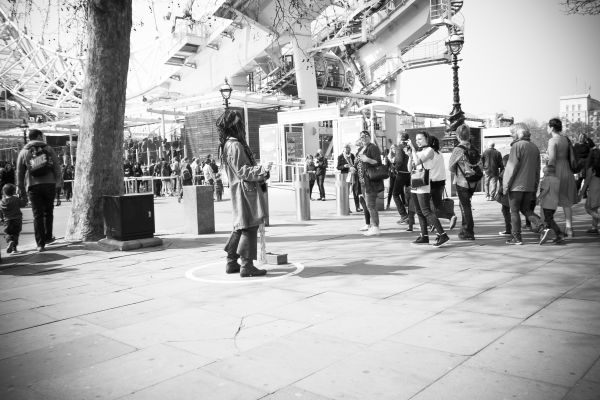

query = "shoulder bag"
[[433, 188, 455, 220], [365, 163, 389, 181], [565, 137, 579, 172], [410, 160, 429, 188]]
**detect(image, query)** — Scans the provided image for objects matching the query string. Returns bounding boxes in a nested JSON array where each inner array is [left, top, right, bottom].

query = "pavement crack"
[[232, 316, 246, 351]]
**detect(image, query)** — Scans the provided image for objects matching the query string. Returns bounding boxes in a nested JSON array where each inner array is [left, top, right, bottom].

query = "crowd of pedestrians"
[[334, 119, 600, 247]]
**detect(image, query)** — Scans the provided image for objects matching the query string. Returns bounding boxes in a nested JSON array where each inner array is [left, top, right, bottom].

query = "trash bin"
[[183, 185, 215, 234], [103, 193, 155, 241]]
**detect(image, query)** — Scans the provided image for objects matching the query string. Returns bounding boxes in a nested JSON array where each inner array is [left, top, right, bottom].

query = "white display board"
[[258, 123, 281, 182]]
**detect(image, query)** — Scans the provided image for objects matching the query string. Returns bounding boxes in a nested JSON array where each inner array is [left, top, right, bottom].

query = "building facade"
[[559, 94, 600, 131]]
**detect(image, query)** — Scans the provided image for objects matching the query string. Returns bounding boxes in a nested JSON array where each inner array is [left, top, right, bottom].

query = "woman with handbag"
[[357, 130, 385, 236], [408, 131, 449, 247], [428, 136, 457, 231], [547, 118, 577, 238]]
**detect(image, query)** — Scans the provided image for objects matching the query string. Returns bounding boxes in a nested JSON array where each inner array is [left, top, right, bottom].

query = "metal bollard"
[[335, 172, 349, 216], [294, 172, 311, 221]]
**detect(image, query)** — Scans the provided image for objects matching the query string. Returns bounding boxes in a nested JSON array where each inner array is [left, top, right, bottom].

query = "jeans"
[[456, 185, 475, 236], [412, 192, 444, 236], [386, 175, 395, 207], [309, 179, 315, 198], [392, 176, 408, 217], [543, 208, 561, 235], [351, 181, 360, 210], [484, 172, 499, 198], [316, 174, 326, 199], [4, 218, 22, 245], [224, 226, 259, 266], [360, 184, 379, 227], [501, 205, 512, 233], [508, 191, 539, 236], [27, 183, 56, 247]]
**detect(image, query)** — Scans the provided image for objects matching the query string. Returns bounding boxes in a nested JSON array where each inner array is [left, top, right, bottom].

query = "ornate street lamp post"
[[219, 78, 232, 109], [20, 119, 29, 146], [444, 31, 465, 144]]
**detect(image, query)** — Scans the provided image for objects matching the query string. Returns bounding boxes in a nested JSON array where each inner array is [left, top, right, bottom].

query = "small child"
[[1, 184, 23, 253], [538, 165, 564, 244], [215, 172, 224, 202]]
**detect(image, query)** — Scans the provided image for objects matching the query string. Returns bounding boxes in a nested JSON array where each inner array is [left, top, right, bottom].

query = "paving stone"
[[169, 315, 309, 360], [524, 298, 600, 335], [31, 344, 210, 400], [261, 386, 335, 399], [0, 318, 105, 361], [305, 303, 434, 344], [203, 330, 364, 392], [0, 298, 39, 315], [382, 283, 484, 312], [79, 297, 187, 329], [293, 341, 465, 400], [388, 309, 520, 355], [583, 358, 600, 383], [411, 365, 568, 400], [2, 387, 60, 400], [33, 292, 150, 320], [465, 326, 600, 387], [0, 309, 56, 334], [117, 368, 267, 400], [102, 307, 241, 348], [200, 287, 311, 318], [455, 286, 559, 319], [264, 291, 377, 325], [563, 380, 600, 400], [0, 334, 135, 388], [566, 277, 600, 302], [432, 268, 521, 289], [499, 271, 588, 295]]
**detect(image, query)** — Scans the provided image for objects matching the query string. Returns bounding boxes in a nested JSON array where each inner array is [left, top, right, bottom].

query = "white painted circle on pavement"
[[185, 261, 304, 284]]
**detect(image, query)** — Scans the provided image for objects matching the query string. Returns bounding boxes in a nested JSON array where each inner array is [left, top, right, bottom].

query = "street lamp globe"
[[219, 78, 232, 108], [446, 33, 464, 56]]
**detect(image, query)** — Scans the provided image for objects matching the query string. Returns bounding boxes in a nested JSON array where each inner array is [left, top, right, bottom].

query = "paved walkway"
[[1, 183, 599, 400]]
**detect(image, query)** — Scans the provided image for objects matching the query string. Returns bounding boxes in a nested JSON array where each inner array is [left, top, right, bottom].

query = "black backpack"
[[457, 145, 483, 183], [25, 144, 54, 177]]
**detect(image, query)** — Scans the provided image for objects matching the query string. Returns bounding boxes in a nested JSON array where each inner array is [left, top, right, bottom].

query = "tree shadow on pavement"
[[296, 258, 424, 277]]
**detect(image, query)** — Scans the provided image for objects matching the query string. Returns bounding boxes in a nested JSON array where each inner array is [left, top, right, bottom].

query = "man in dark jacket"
[[502, 123, 541, 245], [315, 150, 328, 201], [482, 142, 503, 200], [16, 129, 62, 252]]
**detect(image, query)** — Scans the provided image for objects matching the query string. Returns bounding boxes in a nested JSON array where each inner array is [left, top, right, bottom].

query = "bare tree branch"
[[562, 0, 600, 15]]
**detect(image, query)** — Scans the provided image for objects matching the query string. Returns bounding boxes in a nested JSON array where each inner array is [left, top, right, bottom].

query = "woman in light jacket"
[[408, 131, 449, 247], [218, 110, 272, 277]]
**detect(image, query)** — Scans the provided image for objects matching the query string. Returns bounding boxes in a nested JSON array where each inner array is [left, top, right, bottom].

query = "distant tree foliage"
[[562, 0, 600, 15], [524, 119, 550, 153]]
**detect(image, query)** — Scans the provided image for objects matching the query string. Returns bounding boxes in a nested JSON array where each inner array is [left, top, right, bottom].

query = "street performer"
[[217, 109, 272, 277]]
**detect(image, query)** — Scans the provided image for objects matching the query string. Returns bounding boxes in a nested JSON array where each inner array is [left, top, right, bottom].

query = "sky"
[[6, 0, 600, 124], [398, 0, 600, 123]]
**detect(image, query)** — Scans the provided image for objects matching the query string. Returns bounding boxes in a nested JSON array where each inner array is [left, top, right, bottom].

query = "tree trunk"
[[65, 0, 132, 241]]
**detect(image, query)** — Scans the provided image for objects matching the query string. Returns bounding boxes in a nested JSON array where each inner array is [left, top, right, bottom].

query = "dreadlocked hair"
[[216, 109, 256, 167]]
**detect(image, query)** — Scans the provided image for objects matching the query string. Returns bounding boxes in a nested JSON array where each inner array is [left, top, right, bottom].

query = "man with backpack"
[[482, 142, 503, 201], [449, 124, 482, 240], [16, 129, 62, 252]]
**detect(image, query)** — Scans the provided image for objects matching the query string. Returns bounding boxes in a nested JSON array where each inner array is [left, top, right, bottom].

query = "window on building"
[[578, 104, 582, 111]]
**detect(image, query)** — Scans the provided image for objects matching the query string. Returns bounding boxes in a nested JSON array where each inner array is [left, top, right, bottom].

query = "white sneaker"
[[359, 224, 370, 231], [364, 226, 381, 236]]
